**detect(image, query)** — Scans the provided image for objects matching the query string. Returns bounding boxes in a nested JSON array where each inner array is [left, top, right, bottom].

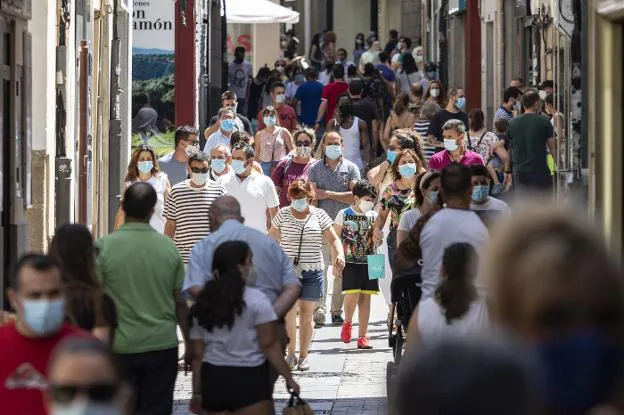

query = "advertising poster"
[[131, 0, 175, 156]]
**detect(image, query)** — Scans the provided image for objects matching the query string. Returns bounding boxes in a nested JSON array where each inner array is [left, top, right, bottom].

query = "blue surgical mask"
[[290, 198, 309, 212], [325, 145, 342, 160], [52, 401, 122, 415], [471, 185, 489, 202], [211, 158, 227, 174], [231, 159, 247, 175], [455, 96, 466, 110], [444, 139, 459, 152], [22, 298, 65, 336], [398, 163, 417, 179], [221, 119, 235, 132], [137, 160, 153, 174], [386, 150, 398, 164], [536, 330, 620, 412], [427, 190, 439, 205], [263, 116, 277, 127]]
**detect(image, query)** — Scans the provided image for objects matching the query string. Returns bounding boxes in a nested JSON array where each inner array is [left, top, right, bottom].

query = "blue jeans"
[[260, 161, 277, 176], [300, 269, 324, 301]]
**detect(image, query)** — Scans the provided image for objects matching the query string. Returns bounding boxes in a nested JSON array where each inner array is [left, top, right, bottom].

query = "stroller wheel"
[[386, 361, 397, 414], [393, 335, 404, 367]]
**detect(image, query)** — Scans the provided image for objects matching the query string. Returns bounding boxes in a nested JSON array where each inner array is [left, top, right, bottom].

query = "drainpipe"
[[108, 0, 122, 232]]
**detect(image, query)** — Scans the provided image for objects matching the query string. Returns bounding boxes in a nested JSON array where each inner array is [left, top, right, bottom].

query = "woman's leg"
[[285, 300, 299, 357], [298, 300, 315, 358], [344, 293, 359, 323], [357, 294, 372, 338], [232, 400, 273, 415]]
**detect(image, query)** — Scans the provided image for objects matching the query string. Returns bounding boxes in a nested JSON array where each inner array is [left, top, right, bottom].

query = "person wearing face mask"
[[203, 91, 253, 143], [424, 78, 445, 108], [274, 59, 287, 78], [228, 46, 253, 116], [47, 337, 132, 415], [285, 67, 305, 108], [427, 87, 469, 152], [359, 39, 381, 73], [271, 128, 316, 207], [221, 143, 280, 233], [0, 254, 86, 415], [391, 37, 413, 70], [269, 179, 344, 370], [115, 145, 170, 233], [203, 107, 238, 155], [334, 180, 380, 349], [411, 45, 424, 69], [256, 82, 298, 133], [315, 64, 349, 132], [495, 87, 523, 121], [397, 171, 441, 246], [292, 67, 324, 128], [428, 119, 484, 171], [254, 106, 294, 176], [209, 144, 234, 183], [308, 131, 361, 327], [353, 33, 366, 68], [164, 152, 227, 264], [468, 164, 511, 229], [419, 62, 438, 95], [158, 125, 200, 186]]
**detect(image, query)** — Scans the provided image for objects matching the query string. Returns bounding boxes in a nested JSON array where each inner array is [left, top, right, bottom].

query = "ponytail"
[[191, 270, 246, 332], [435, 243, 478, 323]]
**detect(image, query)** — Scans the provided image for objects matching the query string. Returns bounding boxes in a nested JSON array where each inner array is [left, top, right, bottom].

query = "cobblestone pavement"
[[173, 278, 391, 414]]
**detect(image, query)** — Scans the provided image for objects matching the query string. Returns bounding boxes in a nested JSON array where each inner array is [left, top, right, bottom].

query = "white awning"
[[224, 0, 300, 24]]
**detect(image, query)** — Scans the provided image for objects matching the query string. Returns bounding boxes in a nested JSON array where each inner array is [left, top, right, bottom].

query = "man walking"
[[209, 144, 234, 183], [164, 152, 227, 264], [228, 47, 253, 115], [204, 108, 237, 154], [495, 87, 522, 122], [293, 67, 324, 128], [256, 81, 298, 132], [427, 87, 469, 150], [96, 182, 189, 415], [158, 125, 200, 186], [315, 65, 349, 130], [348, 78, 380, 159], [203, 91, 253, 141], [308, 131, 361, 326]]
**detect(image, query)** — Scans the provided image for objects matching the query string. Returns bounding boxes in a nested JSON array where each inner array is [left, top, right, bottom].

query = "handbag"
[[292, 213, 313, 277], [283, 392, 315, 415], [367, 249, 386, 280]]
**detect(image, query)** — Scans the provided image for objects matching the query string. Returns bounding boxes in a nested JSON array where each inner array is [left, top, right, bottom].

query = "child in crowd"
[[334, 180, 379, 349]]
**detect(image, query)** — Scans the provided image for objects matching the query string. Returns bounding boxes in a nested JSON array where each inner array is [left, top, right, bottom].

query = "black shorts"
[[201, 361, 272, 412], [341, 262, 380, 294]]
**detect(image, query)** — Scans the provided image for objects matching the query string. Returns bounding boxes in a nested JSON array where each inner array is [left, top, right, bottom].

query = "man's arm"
[[174, 288, 190, 343], [183, 243, 212, 299], [164, 219, 176, 239], [546, 137, 557, 168], [359, 120, 371, 166], [315, 100, 328, 130]]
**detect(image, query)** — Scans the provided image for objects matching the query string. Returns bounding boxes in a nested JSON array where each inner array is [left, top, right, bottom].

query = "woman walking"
[[397, 171, 441, 246], [254, 106, 294, 176], [383, 93, 416, 149]]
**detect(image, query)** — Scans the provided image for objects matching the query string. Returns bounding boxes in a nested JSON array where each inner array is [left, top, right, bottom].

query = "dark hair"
[[494, 117, 509, 134], [190, 241, 251, 332], [125, 145, 159, 182], [425, 80, 447, 106], [363, 62, 376, 77], [337, 47, 348, 57], [393, 92, 411, 115], [390, 29, 398, 39], [122, 182, 157, 221], [352, 180, 377, 199], [232, 142, 255, 159], [512, 76, 525, 86], [217, 107, 236, 119], [521, 89, 540, 109], [392, 129, 427, 168], [174, 125, 199, 148], [188, 151, 209, 165], [503, 87, 522, 103], [305, 67, 318, 79], [469, 163, 490, 179], [222, 90, 238, 101], [256, 66, 271, 80], [11, 253, 61, 290], [378, 51, 389, 63], [436, 243, 478, 323], [544, 92, 555, 106], [332, 64, 345, 80], [270, 81, 285, 92], [337, 97, 353, 119], [230, 130, 251, 147], [355, 33, 365, 50], [234, 46, 245, 54], [49, 336, 123, 382], [311, 32, 321, 48], [401, 53, 418, 75], [468, 108, 485, 132], [324, 59, 335, 72], [348, 78, 364, 96], [391, 149, 420, 180], [441, 163, 472, 199], [347, 64, 357, 78], [413, 171, 441, 208], [539, 80, 554, 90]]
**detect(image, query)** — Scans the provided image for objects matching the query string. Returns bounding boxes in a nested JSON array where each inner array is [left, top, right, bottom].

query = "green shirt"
[[96, 222, 184, 354], [509, 113, 555, 174]]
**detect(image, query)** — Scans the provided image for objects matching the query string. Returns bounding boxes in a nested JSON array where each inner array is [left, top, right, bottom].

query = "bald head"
[[209, 196, 243, 230], [123, 182, 156, 222]]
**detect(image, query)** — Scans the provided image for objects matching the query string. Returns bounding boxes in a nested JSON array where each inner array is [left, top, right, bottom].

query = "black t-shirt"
[[248, 82, 264, 120], [208, 114, 253, 134], [351, 97, 380, 145], [66, 289, 118, 345], [426, 109, 470, 142]]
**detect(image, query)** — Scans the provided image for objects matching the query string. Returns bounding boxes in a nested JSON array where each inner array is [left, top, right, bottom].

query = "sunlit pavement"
[[172, 277, 391, 414]]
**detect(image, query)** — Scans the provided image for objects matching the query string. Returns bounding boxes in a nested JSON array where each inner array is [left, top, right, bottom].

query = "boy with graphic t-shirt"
[[334, 180, 379, 350]]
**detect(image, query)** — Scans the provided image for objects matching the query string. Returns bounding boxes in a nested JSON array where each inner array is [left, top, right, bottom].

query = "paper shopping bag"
[[367, 254, 386, 280]]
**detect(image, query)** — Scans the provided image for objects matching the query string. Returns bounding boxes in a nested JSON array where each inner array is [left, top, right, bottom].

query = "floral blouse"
[[380, 182, 414, 230]]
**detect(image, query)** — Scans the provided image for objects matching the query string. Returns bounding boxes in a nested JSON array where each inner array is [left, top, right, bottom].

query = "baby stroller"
[[386, 261, 422, 391]]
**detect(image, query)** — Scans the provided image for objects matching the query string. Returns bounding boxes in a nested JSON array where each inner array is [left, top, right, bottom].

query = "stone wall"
[[27, 151, 51, 252]]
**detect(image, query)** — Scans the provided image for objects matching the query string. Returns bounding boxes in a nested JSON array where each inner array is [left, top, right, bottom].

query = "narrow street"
[[173, 281, 391, 415]]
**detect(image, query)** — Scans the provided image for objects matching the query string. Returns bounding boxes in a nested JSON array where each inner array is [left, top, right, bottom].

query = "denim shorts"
[[300, 269, 324, 301]]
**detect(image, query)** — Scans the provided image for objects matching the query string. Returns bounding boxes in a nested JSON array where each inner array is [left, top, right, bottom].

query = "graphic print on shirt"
[[339, 208, 376, 263], [4, 362, 48, 390]]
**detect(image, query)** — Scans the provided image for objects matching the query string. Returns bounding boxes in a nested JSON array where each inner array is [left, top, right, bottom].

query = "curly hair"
[[288, 178, 314, 201], [392, 128, 427, 169]]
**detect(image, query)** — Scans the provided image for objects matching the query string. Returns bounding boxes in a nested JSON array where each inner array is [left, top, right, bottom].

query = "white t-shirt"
[[190, 287, 276, 367], [210, 167, 235, 185], [398, 207, 423, 232], [272, 206, 333, 272], [470, 196, 511, 215], [339, 116, 363, 169], [222, 173, 280, 233], [417, 297, 489, 348], [419, 208, 489, 300], [126, 172, 169, 233]]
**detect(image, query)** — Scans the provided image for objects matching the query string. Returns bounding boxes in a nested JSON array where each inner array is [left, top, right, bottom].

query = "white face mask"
[[275, 94, 286, 104], [539, 90, 547, 101], [430, 88, 440, 98], [296, 146, 312, 158], [359, 200, 375, 213], [184, 143, 196, 156], [190, 172, 208, 186]]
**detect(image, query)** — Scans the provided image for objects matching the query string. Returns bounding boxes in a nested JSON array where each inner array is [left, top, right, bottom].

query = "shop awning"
[[224, 0, 300, 24]]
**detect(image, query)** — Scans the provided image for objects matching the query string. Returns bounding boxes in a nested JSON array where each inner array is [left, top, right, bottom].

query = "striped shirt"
[[164, 179, 227, 263], [494, 106, 513, 121], [271, 206, 333, 272], [415, 120, 436, 162]]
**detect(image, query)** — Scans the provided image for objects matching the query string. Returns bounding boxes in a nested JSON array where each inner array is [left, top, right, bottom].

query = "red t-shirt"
[[257, 104, 298, 132], [321, 81, 348, 121], [0, 323, 86, 415]]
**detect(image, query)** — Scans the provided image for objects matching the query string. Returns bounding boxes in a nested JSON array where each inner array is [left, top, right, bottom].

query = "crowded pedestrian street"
[[2, 0, 624, 415]]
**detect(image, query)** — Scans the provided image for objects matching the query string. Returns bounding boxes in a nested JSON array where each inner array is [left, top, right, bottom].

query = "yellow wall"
[[333, 0, 371, 59]]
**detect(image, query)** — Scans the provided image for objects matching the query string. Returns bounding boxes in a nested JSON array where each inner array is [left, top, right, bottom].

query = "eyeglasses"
[[295, 141, 312, 147], [191, 167, 209, 174], [49, 383, 119, 404]]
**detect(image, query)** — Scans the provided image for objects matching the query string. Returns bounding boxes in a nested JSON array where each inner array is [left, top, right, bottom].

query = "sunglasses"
[[191, 167, 209, 174], [49, 383, 119, 404], [137, 144, 153, 151], [295, 141, 312, 147]]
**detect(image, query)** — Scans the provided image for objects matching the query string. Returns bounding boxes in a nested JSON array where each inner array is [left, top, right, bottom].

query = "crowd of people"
[[0, 27, 617, 415]]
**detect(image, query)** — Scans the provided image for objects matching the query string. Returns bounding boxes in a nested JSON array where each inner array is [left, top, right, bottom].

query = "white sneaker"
[[285, 354, 298, 370]]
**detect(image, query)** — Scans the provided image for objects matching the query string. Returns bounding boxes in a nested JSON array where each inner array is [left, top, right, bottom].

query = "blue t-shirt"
[[375, 64, 396, 82], [295, 80, 324, 127]]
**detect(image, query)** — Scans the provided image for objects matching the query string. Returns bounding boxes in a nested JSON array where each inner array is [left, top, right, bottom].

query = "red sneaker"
[[340, 322, 353, 343], [357, 336, 373, 349]]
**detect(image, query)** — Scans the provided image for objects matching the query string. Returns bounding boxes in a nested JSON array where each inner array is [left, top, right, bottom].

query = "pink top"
[[428, 150, 485, 171], [257, 127, 288, 162]]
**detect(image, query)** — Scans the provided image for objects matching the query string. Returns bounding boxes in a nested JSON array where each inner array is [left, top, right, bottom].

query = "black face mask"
[[234, 55, 244, 63]]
